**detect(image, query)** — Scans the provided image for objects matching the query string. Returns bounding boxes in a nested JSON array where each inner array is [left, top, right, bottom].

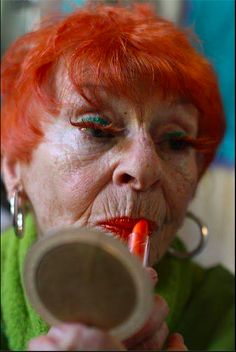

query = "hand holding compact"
[[28, 267, 187, 351]]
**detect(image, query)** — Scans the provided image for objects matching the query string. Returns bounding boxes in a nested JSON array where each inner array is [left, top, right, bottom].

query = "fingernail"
[[146, 267, 158, 286], [168, 333, 184, 345], [49, 326, 65, 339], [173, 333, 184, 343]]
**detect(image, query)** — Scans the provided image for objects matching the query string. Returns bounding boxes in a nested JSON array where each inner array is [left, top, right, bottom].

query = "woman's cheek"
[[19, 148, 107, 233], [52, 158, 112, 219], [167, 151, 198, 196], [158, 154, 198, 232], [165, 148, 197, 174]]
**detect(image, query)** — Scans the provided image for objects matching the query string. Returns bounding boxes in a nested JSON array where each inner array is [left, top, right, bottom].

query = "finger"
[[166, 333, 188, 351], [145, 267, 158, 287], [123, 294, 169, 348], [28, 335, 58, 351], [49, 323, 125, 351], [131, 321, 169, 350], [49, 324, 84, 350]]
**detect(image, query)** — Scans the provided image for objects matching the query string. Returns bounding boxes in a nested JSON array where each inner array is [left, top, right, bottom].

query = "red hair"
[[1, 3, 225, 175]]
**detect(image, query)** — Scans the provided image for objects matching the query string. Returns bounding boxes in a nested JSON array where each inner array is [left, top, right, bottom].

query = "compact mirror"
[[23, 227, 154, 341]]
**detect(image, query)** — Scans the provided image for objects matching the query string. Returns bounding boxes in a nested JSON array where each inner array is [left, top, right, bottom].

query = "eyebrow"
[[168, 97, 192, 107], [68, 98, 115, 117]]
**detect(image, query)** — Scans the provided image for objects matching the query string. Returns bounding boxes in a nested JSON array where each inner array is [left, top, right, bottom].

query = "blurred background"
[[1, 0, 235, 273]]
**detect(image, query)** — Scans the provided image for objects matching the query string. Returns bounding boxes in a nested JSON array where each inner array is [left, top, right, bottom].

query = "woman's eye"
[[70, 115, 119, 139], [82, 126, 115, 139], [168, 138, 191, 151], [158, 131, 192, 153]]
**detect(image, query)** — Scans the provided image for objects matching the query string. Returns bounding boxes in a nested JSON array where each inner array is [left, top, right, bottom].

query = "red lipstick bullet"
[[128, 219, 150, 266]]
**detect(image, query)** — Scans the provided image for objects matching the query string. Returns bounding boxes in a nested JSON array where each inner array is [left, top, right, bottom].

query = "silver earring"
[[10, 190, 25, 238], [168, 211, 209, 259]]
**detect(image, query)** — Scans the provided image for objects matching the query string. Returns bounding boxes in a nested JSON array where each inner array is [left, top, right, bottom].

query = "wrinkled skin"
[[9, 93, 199, 262], [3, 74, 199, 350]]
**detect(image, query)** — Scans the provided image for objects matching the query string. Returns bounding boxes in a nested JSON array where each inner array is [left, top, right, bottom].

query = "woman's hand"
[[28, 324, 125, 351], [28, 267, 187, 351], [123, 267, 187, 351]]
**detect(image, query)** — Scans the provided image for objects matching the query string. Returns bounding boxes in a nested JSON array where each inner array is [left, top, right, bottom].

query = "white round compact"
[[23, 227, 154, 341]]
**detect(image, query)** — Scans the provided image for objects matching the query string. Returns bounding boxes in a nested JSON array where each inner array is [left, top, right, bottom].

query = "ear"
[[1, 156, 22, 200]]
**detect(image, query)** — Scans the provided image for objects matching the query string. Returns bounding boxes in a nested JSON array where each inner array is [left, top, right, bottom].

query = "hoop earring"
[[10, 190, 25, 238], [168, 211, 209, 259]]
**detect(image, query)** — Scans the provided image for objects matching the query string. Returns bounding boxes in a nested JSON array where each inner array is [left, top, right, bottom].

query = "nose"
[[112, 134, 162, 191]]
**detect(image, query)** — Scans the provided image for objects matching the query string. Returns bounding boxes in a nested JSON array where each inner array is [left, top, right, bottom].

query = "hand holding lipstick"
[[124, 221, 188, 350], [123, 266, 188, 351]]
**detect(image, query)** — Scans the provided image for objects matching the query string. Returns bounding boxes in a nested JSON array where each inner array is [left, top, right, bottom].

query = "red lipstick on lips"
[[97, 217, 157, 243]]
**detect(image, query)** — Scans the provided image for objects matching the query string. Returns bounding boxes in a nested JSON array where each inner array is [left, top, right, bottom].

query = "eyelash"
[[70, 119, 123, 139], [167, 136, 195, 151], [164, 135, 216, 153], [70, 116, 215, 155]]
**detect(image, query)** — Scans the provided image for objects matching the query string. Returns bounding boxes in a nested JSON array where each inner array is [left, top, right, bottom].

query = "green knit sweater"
[[1, 215, 235, 351]]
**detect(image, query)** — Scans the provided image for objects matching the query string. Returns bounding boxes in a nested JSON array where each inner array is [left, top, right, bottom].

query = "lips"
[[97, 217, 157, 242]]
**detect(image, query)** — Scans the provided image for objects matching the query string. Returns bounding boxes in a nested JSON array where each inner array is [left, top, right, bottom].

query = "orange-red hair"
[[1, 3, 225, 175]]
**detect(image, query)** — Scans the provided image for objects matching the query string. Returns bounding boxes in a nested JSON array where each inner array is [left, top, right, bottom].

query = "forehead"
[[53, 61, 198, 128]]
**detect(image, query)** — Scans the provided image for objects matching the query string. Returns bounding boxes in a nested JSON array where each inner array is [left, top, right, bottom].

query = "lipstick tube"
[[128, 219, 150, 267]]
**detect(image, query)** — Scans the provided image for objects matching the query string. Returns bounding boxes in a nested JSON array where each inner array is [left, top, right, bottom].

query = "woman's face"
[[17, 75, 199, 265]]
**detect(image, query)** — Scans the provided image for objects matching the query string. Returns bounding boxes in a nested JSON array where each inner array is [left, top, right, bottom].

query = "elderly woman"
[[1, 2, 234, 351]]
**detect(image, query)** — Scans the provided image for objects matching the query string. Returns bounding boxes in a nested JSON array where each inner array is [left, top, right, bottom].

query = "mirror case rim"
[[23, 227, 154, 341]]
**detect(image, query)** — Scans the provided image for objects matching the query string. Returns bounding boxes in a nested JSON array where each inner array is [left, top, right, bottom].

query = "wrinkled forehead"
[[53, 59, 148, 106], [53, 60, 198, 127]]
